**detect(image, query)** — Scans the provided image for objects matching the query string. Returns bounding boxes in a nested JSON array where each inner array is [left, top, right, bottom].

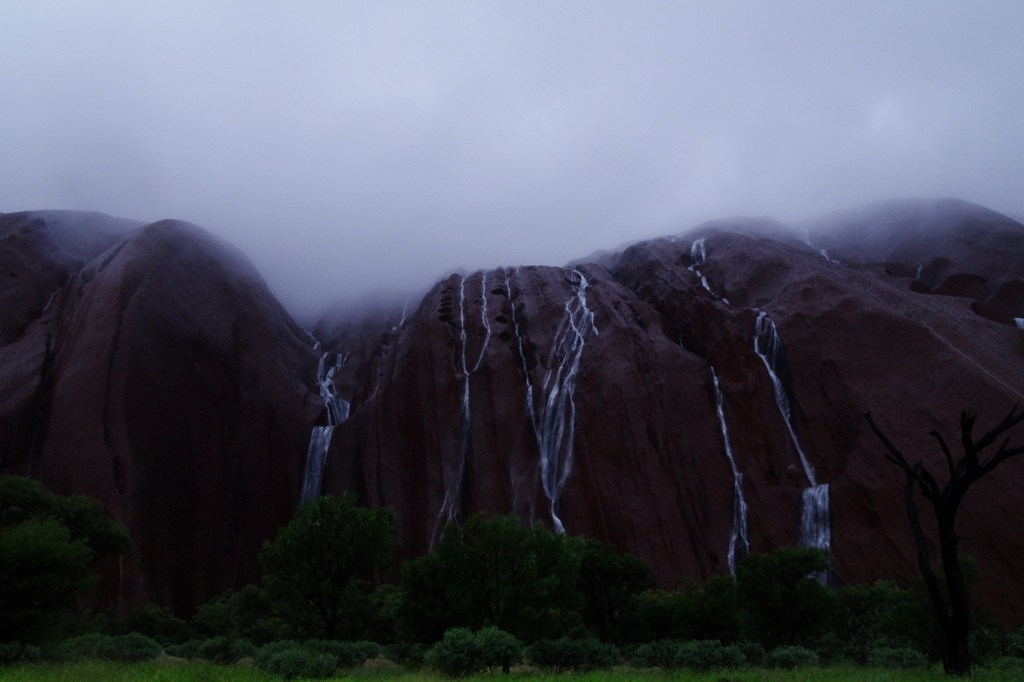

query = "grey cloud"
[[2, 1, 1023, 319]]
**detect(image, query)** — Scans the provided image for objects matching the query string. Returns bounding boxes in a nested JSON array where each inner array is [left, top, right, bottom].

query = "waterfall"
[[800, 484, 831, 551], [753, 312, 816, 486], [752, 312, 832, 558], [299, 350, 350, 504], [916, 263, 924, 280], [711, 368, 750, 574], [509, 268, 597, 533], [1015, 318, 1024, 329], [435, 273, 491, 534], [688, 238, 714, 295]]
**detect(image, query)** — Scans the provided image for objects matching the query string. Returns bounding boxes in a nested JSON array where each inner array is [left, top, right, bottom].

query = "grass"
[[3, 661, 1024, 682]]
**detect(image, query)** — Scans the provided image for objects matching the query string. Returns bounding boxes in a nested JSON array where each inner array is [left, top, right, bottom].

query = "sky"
[[3, 1, 1024, 319]]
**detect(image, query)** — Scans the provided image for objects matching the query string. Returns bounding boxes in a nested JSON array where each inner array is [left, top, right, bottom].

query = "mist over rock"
[[2, 199, 1024, 624]]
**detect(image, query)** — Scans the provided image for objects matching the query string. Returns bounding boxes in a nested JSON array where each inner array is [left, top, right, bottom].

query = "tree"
[[258, 492, 395, 639], [0, 476, 131, 642], [399, 514, 579, 643], [865, 406, 1024, 676], [572, 538, 651, 642], [735, 547, 834, 649]]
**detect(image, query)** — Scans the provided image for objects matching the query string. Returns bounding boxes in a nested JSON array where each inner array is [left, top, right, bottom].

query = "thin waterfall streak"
[[712, 368, 750, 575], [470, 272, 491, 373], [688, 237, 716, 296], [506, 269, 539, 440], [530, 268, 596, 534], [437, 272, 492, 535], [753, 312, 817, 486]]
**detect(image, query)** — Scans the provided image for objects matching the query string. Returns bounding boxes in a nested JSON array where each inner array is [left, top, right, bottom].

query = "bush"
[[735, 640, 767, 667], [265, 648, 337, 679], [674, 639, 745, 672], [93, 633, 162, 662], [527, 636, 619, 672], [0, 641, 41, 666], [632, 639, 679, 669], [166, 636, 255, 663], [476, 626, 523, 673], [303, 639, 382, 668], [253, 640, 301, 668], [426, 627, 485, 677], [867, 646, 928, 669], [767, 645, 819, 669], [424, 626, 523, 676], [385, 641, 425, 665], [253, 642, 336, 679], [122, 604, 188, 644], [58, 632, 160, 662]]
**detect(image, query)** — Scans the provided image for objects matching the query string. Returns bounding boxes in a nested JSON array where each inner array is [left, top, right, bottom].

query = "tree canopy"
[[259, 492, 396, 639], [0, 475, 131, 642]]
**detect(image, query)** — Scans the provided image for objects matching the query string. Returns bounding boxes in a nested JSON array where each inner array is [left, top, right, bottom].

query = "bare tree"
[[864, 405, 1024, 676]]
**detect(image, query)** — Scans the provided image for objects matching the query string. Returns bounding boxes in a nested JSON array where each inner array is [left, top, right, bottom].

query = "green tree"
[[0, 476, 131, 642], [399, 514, 578, 643], [736, 547, 834, 648], [259, 493, 395, 639], [572, 538, 650, 642]]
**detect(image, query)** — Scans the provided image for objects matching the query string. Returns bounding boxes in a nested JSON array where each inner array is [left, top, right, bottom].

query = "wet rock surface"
[[3, 198, 1024, 623]]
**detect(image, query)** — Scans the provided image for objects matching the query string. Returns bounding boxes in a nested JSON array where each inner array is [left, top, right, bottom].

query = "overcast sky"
[[3, 1, 1023, 318]]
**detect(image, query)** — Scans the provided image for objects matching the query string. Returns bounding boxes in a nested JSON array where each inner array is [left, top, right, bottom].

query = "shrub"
[[527, 636, 619, 672], [303, 639, 382, 668], [122, 604, 188, 644], [385, 641, 424, 665], [0, 641, 41, 666], [674, 639, 745, 672], [632, 639, 680, 669], [93, 633, 162, 662], [867, 646, 928, 669], [426, 627, 485, 677], [165, 636, 255, 663], [767, 645, 819, 669], [254, 641, 336, 679], [476, 626, 523, 673], [164, 640, 202, 659], [58, 632, 160, 662], [1004, 630, 1024, 659], [253, 640, 301, 668], [261, 647, 337, 679], [735, 640, 767, 667], [58, 632, 108, 660]]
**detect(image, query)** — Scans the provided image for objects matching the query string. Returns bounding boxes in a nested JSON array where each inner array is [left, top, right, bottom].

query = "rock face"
[[313, 198, 1024, 624], [4, 198, 1024, 624], [0, 212, 319, 614]]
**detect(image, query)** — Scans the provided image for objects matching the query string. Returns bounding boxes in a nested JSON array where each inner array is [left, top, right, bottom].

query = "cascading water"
[[711, 368, 750, 575], [1015, 318, 1024, 330], [801, 484, 831, 554], [528, 268, 598, 534], [752, 312, 831, 556], [299, 350, 350, 504], [435, 273, 491, 536], [689, 238, 714, 295], [503, 268, 597, 533], [753, 312, 816, 485]]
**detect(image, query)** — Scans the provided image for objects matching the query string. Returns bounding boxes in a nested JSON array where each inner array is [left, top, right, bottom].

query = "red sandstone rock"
[[4, 199, 1024, 626], [0, 213, 319, 614]]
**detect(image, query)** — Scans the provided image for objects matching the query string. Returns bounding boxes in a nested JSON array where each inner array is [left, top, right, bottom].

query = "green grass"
[[3, 661, 1024, 682]]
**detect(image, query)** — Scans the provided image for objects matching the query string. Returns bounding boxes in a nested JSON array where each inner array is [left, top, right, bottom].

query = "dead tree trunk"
[[865, 405, 1024, 677]]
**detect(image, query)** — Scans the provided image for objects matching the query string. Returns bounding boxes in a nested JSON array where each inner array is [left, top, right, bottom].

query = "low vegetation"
[[4, 488, 1024, 680]]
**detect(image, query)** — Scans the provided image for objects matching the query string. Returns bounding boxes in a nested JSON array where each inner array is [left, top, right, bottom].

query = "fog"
[[3, 1, 1023, 319]]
